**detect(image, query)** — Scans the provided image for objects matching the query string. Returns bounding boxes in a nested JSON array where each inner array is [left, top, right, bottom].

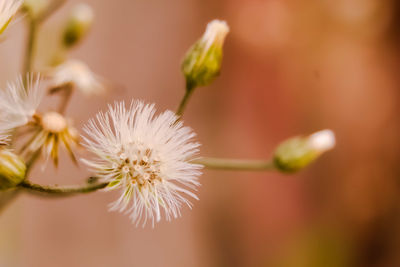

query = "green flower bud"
[[273, 129, 336, 173], [0, 150, 26, 190], [62, 3, 94, 48], [181, 19, 229, 90]]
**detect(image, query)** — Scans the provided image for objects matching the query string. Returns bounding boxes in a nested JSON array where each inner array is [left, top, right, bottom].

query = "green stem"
[[176, 85, 195, 117], [19, 179, 108, 196], [193, 157, 276, 171]]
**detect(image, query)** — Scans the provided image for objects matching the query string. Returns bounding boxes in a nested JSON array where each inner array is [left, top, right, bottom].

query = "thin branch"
[[193, 157, 276, 171], [19, 179, 108, 197], [176, 82, 196, 117]]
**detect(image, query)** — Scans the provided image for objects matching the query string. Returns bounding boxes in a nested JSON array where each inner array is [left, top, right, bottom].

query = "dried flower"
[[0, 0, 22, 34], [273, 129, 336, 172], [0, 73, 43, 131], [51, 60, 104, 95], [21, 111, 79, 166], [182, 19, 229, 90], [82, 100, 202, 226]]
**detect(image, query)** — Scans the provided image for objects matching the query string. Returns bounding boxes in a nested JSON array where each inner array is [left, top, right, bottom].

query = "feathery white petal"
[[0, 0, 22, 33], [0, 73, 43, 131]]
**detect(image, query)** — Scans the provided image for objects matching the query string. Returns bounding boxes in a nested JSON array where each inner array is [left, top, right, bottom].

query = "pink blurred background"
[[1, 0, 400, 266]]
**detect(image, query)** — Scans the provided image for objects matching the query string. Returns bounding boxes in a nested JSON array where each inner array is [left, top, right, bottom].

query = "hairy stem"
[[19, 179, 108, 196], [193, 157, 276, 171]]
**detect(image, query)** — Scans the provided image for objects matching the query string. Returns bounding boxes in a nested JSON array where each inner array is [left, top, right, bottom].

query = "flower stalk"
[[193, 157, 276, 171], [176, 83, 195, 117], [19, 179, 108, 196]]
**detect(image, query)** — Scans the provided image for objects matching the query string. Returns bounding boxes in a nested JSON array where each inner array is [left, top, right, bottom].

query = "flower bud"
[[22, 0, 48, 18], [0, 150, 26, 190], [62, 3, 94, 48], [181, 19, 229, 90], [273, 129, 336, 173]]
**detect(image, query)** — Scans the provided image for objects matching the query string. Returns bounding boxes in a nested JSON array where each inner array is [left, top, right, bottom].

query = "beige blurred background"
[[1, 0, 400, 266]]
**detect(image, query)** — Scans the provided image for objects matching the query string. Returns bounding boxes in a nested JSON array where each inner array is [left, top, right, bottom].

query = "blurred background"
[[1, 0, 400, 266]]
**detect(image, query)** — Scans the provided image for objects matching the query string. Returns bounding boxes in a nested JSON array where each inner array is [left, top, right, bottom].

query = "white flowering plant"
[[0, 0, 335, 227]]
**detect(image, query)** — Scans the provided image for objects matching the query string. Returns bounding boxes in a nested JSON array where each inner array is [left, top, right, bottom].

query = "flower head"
[[182, 19, 229, 89], [0, 0, 22, 34], [82, 100, 202, 226], [0, 73, 43, 131], [51, 60, 104, 95], [21, 111, 79, 167]]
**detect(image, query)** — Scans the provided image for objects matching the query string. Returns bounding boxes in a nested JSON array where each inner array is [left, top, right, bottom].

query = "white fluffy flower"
[[0, 0, 22, 34], [0, 74, 43, 131], [51, 60, 104, 95], [82, 101, 202, 226]]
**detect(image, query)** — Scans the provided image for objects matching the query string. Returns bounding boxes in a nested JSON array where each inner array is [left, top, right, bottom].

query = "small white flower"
[[201, 20, 230, 53], [0, 0, 22, 34], [82, 100, 202, 226], [308, 129, 336, 153], [0, 74, 43, 131], [51, 60, 104, 95]]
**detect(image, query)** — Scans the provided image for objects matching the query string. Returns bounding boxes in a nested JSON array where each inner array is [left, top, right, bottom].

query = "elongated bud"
[[62, 3, 94, 48], [0, 150, 26, 190], [181, 19, 229, 90], [273, 129, 336, 173]]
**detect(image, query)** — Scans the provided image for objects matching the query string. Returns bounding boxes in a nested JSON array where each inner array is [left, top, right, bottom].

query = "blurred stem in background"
[[23, 18, 36, 75], [23, 0, 66, 75]]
